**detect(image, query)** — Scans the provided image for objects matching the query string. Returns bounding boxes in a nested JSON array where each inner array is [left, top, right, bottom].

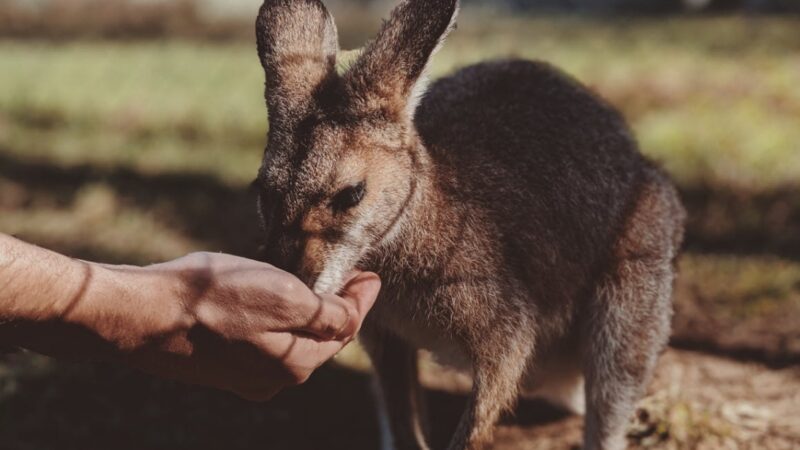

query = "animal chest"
[[366, 283, 473, 372]]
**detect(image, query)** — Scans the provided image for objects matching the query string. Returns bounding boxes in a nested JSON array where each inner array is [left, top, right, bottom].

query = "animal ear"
[[256, 0, 339, 122], [345, 0, 459, 119]]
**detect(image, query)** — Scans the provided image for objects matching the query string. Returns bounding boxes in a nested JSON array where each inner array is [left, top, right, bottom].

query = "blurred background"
[[1, 0, 799, 449]]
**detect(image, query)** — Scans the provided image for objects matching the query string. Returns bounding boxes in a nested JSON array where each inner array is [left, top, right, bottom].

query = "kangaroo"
[[252, 0, 686, 449]]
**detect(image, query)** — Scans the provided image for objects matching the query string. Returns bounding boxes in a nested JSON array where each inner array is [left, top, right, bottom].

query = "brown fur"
[[253, 1, 686, 449]]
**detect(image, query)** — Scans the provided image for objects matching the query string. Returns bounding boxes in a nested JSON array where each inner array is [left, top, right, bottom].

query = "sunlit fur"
[[253, 1, 686, 449]]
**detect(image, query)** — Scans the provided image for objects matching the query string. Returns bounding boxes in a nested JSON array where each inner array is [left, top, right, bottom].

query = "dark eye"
[[329, 181, 366, 213]]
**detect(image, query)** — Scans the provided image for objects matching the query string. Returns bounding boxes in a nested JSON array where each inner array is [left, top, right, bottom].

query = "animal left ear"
[[344, 0, 459, 119]]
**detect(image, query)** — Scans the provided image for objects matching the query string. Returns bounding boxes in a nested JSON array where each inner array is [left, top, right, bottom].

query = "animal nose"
[[261, 227, 326, 290]]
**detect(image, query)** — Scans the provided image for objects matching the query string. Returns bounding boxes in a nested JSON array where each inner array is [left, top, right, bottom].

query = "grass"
[[0, 41, 266, 185], [2, 16, 800, 189], [0, 183, 198, 263], [680, 254, 800, 319]]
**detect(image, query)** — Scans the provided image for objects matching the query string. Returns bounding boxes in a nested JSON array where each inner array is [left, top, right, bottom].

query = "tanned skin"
[[0, 233, 380, 400]]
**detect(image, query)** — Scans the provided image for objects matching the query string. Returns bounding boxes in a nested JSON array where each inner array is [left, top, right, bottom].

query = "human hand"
[[112, 252, 379, 400]]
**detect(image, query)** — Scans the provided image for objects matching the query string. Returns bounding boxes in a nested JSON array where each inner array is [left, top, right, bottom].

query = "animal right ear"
[[256, 0, 339, 123]]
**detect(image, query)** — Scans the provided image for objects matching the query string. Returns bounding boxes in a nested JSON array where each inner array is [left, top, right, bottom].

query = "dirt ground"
[[488, 350, 800, 450], [2, 346, 797, 450]]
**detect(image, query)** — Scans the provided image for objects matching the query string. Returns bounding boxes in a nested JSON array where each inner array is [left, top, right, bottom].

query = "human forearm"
[[0, 234, 184, 359], [0, 233, 89, 324], [0, 233, 106, 357]]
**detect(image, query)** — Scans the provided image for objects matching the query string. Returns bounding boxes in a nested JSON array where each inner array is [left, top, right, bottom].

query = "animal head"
[[253, 0, 458, 293]]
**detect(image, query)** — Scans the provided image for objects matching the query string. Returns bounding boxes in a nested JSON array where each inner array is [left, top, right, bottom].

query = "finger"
[[261, 331, 347, 375], [272, 271, 379, 340], [263, 272, 350, 337], [279, 332, 350, 368], [295, 294, 357, 341]]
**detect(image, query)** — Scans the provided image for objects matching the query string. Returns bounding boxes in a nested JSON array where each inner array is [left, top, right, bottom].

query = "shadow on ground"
[[681, 183, 800, 261], [0, 352, 571, 450], [0, 354, 377, 450]]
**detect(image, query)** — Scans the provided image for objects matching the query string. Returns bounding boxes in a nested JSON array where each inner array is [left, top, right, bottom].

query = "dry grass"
[[631, 350, 800, 449]]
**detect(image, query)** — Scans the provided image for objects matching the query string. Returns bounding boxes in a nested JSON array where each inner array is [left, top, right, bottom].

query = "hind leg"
[[583, 255, 675, 450], [583, 172, 684, 450], [584, 229, 675, 450]]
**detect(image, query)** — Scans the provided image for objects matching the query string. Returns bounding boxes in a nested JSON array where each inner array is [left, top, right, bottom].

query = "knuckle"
[[319, 323, 340, 341], [315, 295, 358, 340], [338, 304, 359, 338], [311, 320, 336, 340]]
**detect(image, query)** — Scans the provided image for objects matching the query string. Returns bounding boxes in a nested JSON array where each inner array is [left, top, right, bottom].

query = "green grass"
[[2, 16, 800, 189], [0, 41, 266, 184], [680, 254, 800, 319]]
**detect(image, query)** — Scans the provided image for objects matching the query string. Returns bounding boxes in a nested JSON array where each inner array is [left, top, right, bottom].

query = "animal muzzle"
[[262, 229, 363, 295], [308, 242, 363, 295]]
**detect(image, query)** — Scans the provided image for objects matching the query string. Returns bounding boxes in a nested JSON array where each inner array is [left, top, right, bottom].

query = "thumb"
[[338, 272, 381, 334], [313, 272, 380, 341]]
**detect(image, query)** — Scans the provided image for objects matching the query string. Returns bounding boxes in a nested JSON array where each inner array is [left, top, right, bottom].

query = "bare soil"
[[1, 348, 797, 450], [487, 350, 800, 450]]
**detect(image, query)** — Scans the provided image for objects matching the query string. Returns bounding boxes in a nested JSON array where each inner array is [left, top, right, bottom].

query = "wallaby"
[[252, 0, 686, 449]]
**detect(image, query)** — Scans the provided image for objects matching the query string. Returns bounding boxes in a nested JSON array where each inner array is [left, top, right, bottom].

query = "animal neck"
[[372, 137, 454, 277]]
